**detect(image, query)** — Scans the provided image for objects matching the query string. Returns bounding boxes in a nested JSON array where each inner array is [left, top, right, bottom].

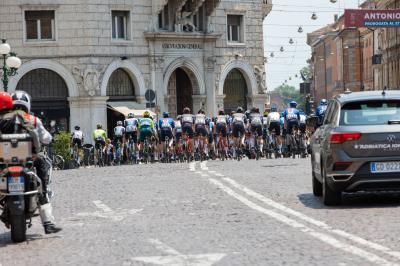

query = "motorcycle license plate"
[[371, 162, 400, 173], [7, 176, 24, 193]]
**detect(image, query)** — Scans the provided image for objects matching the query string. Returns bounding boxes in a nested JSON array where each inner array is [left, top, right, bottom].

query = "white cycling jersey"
[[124, 118, 138, 132], [114, 126, 125, 137], [195, 114, 206, 125], [175, 120, 182, 133], [267, 112, 281, 124], [300, 114, 307, 124], [72, 130, 84, 140], [216, 115, 228, 125], [232, 113, 245, 124]]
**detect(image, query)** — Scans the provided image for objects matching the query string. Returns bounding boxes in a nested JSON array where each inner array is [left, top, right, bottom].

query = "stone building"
[[0, 0, 272, 140]]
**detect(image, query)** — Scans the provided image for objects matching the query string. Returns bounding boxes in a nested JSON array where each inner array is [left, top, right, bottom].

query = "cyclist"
[[267, 106, 282, 154], [180, 107, 195, 158], [93, 124, 107, 151], [158, 112, 175, 160], [138, 111, 157, 160], [71, 125, 84, 149], [113, 121, 125, 146], [299, 110, 307, 134], [316, 99, 328, 124], [194, 109, 209, 158], [231, 107, 247, 156], [124, 113, 139, 160], [249, 107, 264, 155], [215, 109, 229, 155], [283, 101, 301, 151]]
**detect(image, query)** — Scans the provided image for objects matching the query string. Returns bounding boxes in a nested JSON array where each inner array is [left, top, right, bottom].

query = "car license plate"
[[7, 176, 24, 193], [371, 162, 400, 173]]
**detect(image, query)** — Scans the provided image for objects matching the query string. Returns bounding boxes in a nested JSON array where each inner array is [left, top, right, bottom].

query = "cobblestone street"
[[1, 159, 400, 266]]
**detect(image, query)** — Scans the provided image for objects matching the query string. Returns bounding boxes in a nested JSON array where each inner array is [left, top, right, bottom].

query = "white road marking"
[[200, 161, 209, 171], [132, 239, 226, 266], [208, 178, 398, 266], [215, 173, 225, 177], [189, 162, 196, 172], [76, 200, 142, 222], [222, 177, 400, 260]]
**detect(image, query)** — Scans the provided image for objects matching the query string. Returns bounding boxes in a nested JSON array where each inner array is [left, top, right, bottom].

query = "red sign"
[[345, 9, 400, 27]]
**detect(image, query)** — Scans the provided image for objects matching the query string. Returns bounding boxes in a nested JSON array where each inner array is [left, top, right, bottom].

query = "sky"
[[263, 0, 362, 91]]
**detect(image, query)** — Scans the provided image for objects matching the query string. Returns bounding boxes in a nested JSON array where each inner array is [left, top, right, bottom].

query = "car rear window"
[[340, 100, 400, 125]]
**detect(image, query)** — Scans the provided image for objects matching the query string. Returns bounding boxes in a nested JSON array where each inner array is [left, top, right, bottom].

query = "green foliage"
[[300, 66, 312, 82], [274, 84, 305, 109], [53, 131, 71, 163]]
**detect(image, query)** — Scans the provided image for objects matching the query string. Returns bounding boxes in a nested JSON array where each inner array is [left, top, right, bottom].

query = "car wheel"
[[312, 157, 322, 197], [322, 164, 342, 206]]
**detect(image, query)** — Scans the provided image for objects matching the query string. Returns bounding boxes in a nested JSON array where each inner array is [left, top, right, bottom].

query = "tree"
[[273, 84, 305, 110], [300, 66, 312, 82]]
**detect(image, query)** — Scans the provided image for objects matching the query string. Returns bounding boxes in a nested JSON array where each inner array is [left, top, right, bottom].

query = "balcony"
[[262, 0, 273, 19]]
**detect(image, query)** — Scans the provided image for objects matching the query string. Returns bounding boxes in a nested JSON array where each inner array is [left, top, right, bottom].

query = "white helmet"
[[11, 90, 31, 113]]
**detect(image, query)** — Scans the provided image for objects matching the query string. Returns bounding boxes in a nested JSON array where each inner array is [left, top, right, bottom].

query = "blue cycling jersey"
[[159, 118, 175, 130], [283, 108, 300, 121], [316, 105, 327, 118]]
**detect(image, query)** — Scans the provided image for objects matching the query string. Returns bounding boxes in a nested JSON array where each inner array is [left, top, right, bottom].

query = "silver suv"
[[310, 90, 400, 205]]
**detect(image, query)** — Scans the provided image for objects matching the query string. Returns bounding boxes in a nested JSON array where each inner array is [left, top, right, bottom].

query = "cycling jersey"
[[124, 118, 138, 133], [283, 108, 300, 121], [93, 129, 107, 142], [194, 114, 207, 126], [216, 115, 228, 125], [299, 114, 307, 124], [114, 126, 125, 137], [232, 113, 246, 124], [249, 113, 263, 126], [159, 118, 175, 130], [267, 112, 281, 125], [181, 114, 195, 126], [139, 118, 154, 129], [71, 130, 84, 140], [175, 120, 182, 133], [316, 104, 327, 118]]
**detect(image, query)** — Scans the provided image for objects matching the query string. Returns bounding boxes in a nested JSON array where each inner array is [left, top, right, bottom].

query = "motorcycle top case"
[[0, 133, 32, 164]]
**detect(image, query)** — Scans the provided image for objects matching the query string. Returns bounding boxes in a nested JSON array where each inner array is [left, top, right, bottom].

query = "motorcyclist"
[[0, 91, 62, 234], [316, 99, 328, 124]]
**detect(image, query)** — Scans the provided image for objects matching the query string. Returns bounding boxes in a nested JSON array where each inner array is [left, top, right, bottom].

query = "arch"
[[8, 59, 79, 97], [163, 57, 205, 96], [218, 59, 258, 97], [101, 60, 146, 97]]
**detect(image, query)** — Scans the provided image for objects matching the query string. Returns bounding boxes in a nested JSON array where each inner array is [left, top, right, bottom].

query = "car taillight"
[[330, 132, 361, 144]]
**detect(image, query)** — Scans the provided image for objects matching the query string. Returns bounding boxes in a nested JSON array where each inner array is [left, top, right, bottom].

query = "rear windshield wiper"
[[388, 120, 400, 125]]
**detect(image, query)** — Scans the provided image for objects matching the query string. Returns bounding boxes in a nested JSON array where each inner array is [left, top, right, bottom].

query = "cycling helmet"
[[75, 126, 80, 130], [263, 111, 269, 117], [251, 107, 257, 113], [218, 109, 225, 115], [183, 107, 191, 114], [256, 107, 260, 113], [0, 92, 13, 112], [271, 106, 277, 112], [11, 90, 31, 113], [128, 113, 134, 118], [289, 101, 297, 108], [117, 121, 123, 126], [143, 111, 150, 118], [245, 110, 251, 119], [320, 99, 327, 105], [236, 107, 244, 113], [97, 124, 102, 129], [163, 112, 169, 118], [198, 109, 205, 114]]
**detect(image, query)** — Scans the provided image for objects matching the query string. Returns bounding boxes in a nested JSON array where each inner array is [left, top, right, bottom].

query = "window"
[[112, 11, 130, 40], [340, 100, 400, 126], [227, 15, 244, 43], [193, 5, 205, 32], [25, 11, 55, 41], [158, 4, 170, 30]]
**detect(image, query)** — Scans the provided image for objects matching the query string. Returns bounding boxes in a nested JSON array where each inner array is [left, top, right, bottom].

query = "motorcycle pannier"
[[0, 133, 32, 164]]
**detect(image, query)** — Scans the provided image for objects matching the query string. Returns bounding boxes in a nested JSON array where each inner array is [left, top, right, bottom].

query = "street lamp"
[[0, 39, 21, 92]]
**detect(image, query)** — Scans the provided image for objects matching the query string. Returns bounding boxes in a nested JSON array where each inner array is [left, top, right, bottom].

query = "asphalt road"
[[1, 158, 400, 266]]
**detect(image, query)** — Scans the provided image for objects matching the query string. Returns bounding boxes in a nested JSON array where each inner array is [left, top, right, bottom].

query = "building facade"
[[0, 0, 272, 140]]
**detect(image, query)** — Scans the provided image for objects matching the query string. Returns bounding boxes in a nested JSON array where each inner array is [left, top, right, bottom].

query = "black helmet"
[[75, 126, 80, 130], [237, 107, 244, 113]]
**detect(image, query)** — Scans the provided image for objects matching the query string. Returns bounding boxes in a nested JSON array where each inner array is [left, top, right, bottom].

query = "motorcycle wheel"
[[10, 214, 26, 243]]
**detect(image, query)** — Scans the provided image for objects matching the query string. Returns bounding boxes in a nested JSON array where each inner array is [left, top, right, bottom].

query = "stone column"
[[150, 55, 166, 113], [68, 96, 109, 144], [251, 94, 270, 112], [204, 56, 217, 116], [215, 94, 225, 111], [192, 94, 207, 113]]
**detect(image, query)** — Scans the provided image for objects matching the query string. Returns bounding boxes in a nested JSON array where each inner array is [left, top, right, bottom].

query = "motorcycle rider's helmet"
[[183, 107, 191, 114], [289, 101, 297, 108], [0, 92, 13, 112], [236, 107, 244, 113], [97, 124, 102, 129], [11, 90, 31, 113], [163, 112, 169, 118], [128, 113, 134, 118], [143, 111, 150, 118], [75, 126, 80, 130], [320, 99, 327, 105], [117, 121, 123, 126]]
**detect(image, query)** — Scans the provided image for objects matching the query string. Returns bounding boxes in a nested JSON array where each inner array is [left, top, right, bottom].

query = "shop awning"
[[107, 102, 156, 118]]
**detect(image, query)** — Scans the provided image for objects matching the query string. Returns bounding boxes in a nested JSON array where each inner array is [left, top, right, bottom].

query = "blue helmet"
[[163, 112, 169, 118], [271, 106, 277, 112], [320, 99, 327, 105], [289, 101, 297, 108]]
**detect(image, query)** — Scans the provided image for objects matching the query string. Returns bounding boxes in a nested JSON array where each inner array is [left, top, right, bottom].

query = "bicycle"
[[161, 136, 172, 163], [43, 145, 65, 170], [142, 136, 155, 164], [195, 134, 207, 162], [182, 132, 193, 163], [72, 142, 82, 168], [216, 132, 227, 161], [114, 139, 123, 165], [95, 140, 105, 167], [250, 131, 261, 161], [126, 136, 137, 164]]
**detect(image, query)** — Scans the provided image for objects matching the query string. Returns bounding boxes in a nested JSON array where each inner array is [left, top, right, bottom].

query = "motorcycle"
[[0, 133, 42, 243]]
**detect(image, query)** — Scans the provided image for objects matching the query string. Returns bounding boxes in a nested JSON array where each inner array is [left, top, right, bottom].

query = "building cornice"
[[144, 32, 222, 41]]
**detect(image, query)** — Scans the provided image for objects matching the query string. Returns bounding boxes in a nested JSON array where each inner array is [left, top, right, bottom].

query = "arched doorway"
[[223, 69, 248, 113], [167, 67, 193, 116], [16, 68, 69, 131], [106, 68, 135, 136]]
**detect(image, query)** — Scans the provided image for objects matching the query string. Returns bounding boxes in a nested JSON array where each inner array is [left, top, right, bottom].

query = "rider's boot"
[[40, 203, 62, 234]]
